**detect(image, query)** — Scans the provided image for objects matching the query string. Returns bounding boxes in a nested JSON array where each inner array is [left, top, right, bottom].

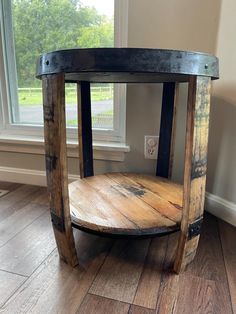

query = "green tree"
[[12, 0, 114, 87], [77, 19, 114, 48]]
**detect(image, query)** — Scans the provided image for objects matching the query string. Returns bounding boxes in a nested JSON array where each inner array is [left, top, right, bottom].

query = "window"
[[0, 0, 128, 144]]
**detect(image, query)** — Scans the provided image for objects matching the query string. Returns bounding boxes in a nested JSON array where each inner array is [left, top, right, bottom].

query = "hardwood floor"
[[0, 182, 235, 314]]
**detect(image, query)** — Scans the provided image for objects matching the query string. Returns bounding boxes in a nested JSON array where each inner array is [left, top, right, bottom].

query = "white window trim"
[[0, 0, 130, 160]]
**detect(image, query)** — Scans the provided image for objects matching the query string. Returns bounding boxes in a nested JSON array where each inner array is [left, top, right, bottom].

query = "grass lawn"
[[67, 109, 113, 128], [18, 86, 113, 106]]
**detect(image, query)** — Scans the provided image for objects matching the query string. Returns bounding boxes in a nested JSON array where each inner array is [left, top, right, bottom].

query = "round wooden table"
[[36, 48, 219, 273]]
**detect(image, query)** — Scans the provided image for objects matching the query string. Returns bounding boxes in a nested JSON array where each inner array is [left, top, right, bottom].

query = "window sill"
[[0, 134, 130, 162]]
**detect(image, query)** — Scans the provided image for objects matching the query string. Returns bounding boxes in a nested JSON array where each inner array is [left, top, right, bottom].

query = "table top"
[[36, 48, 219, 83]]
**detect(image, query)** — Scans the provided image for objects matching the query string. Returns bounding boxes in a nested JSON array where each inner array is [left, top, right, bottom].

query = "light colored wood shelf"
[[69, 173, 183, 237]]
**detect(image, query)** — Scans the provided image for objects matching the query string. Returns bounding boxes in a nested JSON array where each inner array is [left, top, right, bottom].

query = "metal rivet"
[[205, 64, 208, 69], [45, 60, 49, 66]]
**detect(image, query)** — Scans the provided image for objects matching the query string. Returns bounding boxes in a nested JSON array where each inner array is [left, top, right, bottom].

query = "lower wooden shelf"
[[69, 172, 183, 237]]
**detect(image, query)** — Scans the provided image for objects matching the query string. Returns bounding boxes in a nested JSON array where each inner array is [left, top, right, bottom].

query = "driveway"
[[19, 100, 113, 124]]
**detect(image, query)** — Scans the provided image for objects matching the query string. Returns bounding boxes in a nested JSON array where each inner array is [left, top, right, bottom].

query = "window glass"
[[11, 0, 114, 129]]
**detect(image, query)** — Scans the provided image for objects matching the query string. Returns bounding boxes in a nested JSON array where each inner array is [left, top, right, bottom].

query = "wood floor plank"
[[157, 223, 233, 314], [156, 264, 232, 313], [0, 185, 44, 221], [133, 237, 168, 309], [31, 189, 49, 206], [0, 185, 38, 210], [0, 270, 26, 308], [89, 238, 150, 303], [0, 210, 56, 276], [77, 294, 129, 314], [0, 182, 234, 313], [1, 231, 113, 314], [0, 203, 47, 247], [219, 219, 236, 313], [156, 233, 180, 313], [174, 274, 233, 314], [186, 213, 229, 282], [129, 305, 155, 314], [156, 272, 180, 313], [0, 182, 21, 193]]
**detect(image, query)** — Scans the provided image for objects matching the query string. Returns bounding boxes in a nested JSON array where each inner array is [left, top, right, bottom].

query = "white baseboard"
[[205, 192, 236, 227], [0, 166, 79, 186], [0, 166, 235, 227]]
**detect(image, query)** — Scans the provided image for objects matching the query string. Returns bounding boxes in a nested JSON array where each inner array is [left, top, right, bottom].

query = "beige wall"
[[207, 0, 236, 202], [128, 0, 221, 53], [1, 0, 236, 207]]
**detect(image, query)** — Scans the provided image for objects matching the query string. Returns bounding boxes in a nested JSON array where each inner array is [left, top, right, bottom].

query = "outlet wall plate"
[[144, 135, 159, 159]]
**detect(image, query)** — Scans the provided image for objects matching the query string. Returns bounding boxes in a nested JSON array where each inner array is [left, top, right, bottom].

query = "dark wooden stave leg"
[[174, 76, 211, 273], [156, 82, 179, 178], [42, 73, 78, 267], [77, 81, 94, 178]]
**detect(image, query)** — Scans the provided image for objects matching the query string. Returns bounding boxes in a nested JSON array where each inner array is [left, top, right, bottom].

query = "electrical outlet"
[[144, 136, 159, 159]]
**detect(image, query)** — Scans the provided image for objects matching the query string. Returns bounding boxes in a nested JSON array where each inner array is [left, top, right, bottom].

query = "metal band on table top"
[[36, 48, 219, 82]]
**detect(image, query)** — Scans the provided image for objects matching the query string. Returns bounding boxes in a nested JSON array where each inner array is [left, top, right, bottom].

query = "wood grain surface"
[[0, 211, 55, 276], [174, 274, 233, 314], [0, 185, 40, 221], [219, 220, 236, 313], [133, 237, 168, 309], [174, 76, 211, 273], [0, 270, 26, 308], [78, 294, 130, 314], [42, 73, 78, 266], [129, 305, 155, 314], [89, 239, 150, 303], [1, 231, 112, 314], [186, 214, 229, 282], [0, 203, 47, 247], [69, 173, 183, 236], [0, 182, 234, 313]]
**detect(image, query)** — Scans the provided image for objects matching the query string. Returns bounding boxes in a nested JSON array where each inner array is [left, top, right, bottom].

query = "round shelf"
[[69, 173, 183, 237]]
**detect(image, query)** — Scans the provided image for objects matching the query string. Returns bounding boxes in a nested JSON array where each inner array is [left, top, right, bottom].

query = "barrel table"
[[36, 48, 219, 273]]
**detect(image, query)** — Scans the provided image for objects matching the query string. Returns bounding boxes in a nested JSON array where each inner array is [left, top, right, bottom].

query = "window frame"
[[0, 0, 128, 145]]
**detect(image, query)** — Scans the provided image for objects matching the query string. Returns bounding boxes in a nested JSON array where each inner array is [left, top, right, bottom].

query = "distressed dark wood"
[[77, 81, 94, 178], [156, 82, 179, 178], [42, 73, 78, 266], [69, 173, 183, 237], [36, 48, 219, 82], [78, 294, 130, 314], [174, 76, 211, 273], [37, 48, 218, 273]]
